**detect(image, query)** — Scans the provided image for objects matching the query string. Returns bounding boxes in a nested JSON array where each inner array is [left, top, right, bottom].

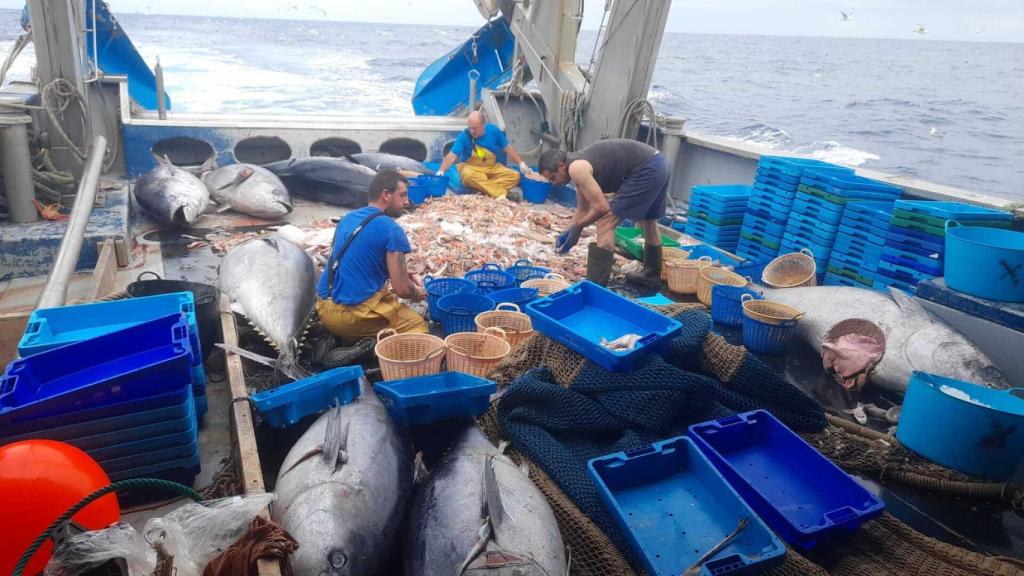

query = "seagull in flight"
[[840, 12, 854, 22], [913, 24, 927, 34]]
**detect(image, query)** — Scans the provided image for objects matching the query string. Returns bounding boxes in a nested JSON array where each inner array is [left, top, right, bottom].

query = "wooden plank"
[[0, 311, 30, 371], [218, 295, 283, 576], [84, 239, 118, 303]]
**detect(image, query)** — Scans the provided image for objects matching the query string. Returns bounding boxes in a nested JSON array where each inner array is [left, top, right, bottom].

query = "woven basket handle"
[[799, 248, 814, 258], [543, 273, 566, 280], [424, 344, 447, 360], [697, 256, 713, 264], [741, 293, 755, 303], [377, 328, 398, 341], [513, 259, 531, 267], [484, 326, 508, 340], [136, 271, 162, 282], [496, 302, 521, 312], [792, 312, 806, 320], [424, 275, 435, 284], [481, 263, 503, 271]]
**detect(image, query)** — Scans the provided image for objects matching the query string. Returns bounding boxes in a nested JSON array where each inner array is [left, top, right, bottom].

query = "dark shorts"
[[609, 153, 669, 221]]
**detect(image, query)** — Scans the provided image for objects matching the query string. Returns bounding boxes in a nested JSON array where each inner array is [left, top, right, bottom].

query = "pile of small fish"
[[400, 194, 627, 280]]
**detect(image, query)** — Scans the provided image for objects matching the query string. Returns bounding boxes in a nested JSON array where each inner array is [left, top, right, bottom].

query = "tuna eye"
[[329, 550, 347, 569]]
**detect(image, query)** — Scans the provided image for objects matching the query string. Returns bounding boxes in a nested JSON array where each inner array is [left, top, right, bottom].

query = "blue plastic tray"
[[106, 448, 201, 484], [506, 260, 551, 286], [526, 281, 683, 372], [800, 172, 903, 199], [787, 211, 839, 235], [833, 237, 884, 262], [873, 274, 917, 294], [374, 371, 496, 426], [690, 211, 745, 227], [880, 247, 943, 276], [19, 292, 201, 366], [741, 230, 782, 251], [745, 202, 789, 225], [830, 250, 880, 274], [827, 259, 878, 286], [687, 244, 745, 267], [98, 435, 200, 474], [692, 184, 753, 202], [751, 180, 797, 199], [0, 313, 193, 424], [690, 411, 885, 550], [589, 436, 787, 576], [690, 197, 749, 216], [755, 168, 800, 186], [885, 227, 945, 254], [759, 156, 853, 177], [783, 227, 836, 253], [742, 214, 786, 237], [791, 198, 843, 226], [846, 200, 895, 219], [839, 211, 892, 234], [81, 394, 196, 461], [894, 200, 1012, 223], [780, 239, 830, 268], [251, 366, 364, 428], [686, 219, 742, 237], [837, 224, 887, 246], [823, 272, 872, 288]]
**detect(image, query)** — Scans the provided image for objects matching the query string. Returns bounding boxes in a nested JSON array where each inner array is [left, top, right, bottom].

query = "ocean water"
[[1, 11, 1022, 200]]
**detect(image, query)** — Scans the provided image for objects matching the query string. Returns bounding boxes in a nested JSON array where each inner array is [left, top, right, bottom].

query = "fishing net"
[[478, 303, 1024, 576]]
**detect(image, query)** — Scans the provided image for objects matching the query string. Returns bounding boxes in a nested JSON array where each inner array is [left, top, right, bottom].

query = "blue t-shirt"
[[450, 123, 509, 164], [316, 206, 412, 305]]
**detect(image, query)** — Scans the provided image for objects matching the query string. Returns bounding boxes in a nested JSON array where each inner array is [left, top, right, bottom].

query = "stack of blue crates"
[[877, 201, 1014, 294], [684, 184, 750, 252], [1, 312, 201, 485], [824, 201, 894, 288], [782, 172, 903, 276], [736, 156, 853, 263]]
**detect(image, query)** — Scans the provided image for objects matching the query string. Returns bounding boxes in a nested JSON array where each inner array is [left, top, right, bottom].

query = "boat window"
[[234, 136, 292, 164], [379, 138, 428, 162], [442, 140, 455, 157], [151, 137, 215, 165], [310, 137, 362, 157]]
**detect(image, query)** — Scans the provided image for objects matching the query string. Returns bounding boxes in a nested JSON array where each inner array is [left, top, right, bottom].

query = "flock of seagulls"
[[839, 12, 988, 36]]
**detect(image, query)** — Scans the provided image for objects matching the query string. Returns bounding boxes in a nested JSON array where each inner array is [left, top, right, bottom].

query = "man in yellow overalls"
[[436, 111, 532, 199]]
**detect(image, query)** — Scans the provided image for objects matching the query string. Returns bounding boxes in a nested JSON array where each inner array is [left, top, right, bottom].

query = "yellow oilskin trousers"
[[316, 288, 427, 343], [457, 146, 521, 199]]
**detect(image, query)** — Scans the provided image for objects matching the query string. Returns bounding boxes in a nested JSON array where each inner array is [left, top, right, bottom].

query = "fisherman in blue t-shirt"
[[313, 170, 427, 365], [437, 111, 532, 200]]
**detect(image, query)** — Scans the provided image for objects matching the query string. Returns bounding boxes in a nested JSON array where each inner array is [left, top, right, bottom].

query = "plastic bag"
[[44, 522, 154, 576], [142, 493, 275, 576]]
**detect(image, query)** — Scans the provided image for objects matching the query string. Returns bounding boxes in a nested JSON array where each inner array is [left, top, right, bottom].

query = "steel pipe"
[[0, 110, 37, 223], [36, 134, 107, 309], [468, 69, 480, 113]]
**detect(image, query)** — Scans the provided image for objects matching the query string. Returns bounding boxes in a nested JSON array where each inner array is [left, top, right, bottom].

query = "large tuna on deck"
[[350, 152, 431, 174], [263, 157, 376, 207], [133, 154, 210, 226], [274, 383, 413, 576], [219, 235, 316, 370], [406, 425, 567, 576], [202, 163, 293, 218]]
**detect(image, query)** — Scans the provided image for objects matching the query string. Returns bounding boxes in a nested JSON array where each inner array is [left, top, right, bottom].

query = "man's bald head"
[[467, 111, 485, 138]]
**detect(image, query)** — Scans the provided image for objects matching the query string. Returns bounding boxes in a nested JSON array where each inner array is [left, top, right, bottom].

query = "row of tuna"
[[273, 380, 568, 576], [133, 152, 432, 226]]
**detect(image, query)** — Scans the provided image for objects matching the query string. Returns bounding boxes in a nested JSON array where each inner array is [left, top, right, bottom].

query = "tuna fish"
[[219, 235, 316, 372], [133, 154, 210, 226], [201, 163, 292, 218], [406, 425, 567, 576], [274, 382, 413, 576], [263, 157, 376, 208], [350, 152, 431, 174], [761, 285, 1009, 394]]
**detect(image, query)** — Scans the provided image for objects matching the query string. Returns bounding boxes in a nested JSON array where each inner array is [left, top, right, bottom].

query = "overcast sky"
[[2, 0, 1021, 42]]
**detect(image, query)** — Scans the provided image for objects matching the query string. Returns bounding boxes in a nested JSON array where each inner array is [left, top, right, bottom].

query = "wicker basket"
[[475, 303, 535, 349], [374, 328, 446, 381], [697, 267, 749, 306], [741, 293, 805, 325], [762, 248, 818, 288], [521, 273, 571, 296], [661, 247, 692, 280], [444, 327, 512, 377], [665, 256, 714, 295]]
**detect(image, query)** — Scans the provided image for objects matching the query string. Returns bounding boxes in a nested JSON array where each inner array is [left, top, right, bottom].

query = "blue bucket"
[[521, 176, 552, 204], [412, 174, 448, 197], [944, 220, 1024, 302], [711, 285, 762, 327], [424, 277, 479, 321], [488, 287, 539, 308], [506, 259, 551, 286], [435, 293, 496, 335], [897, 372, 1024, 480], [464, 265, 516, 293], [742, 315, 799, 354]]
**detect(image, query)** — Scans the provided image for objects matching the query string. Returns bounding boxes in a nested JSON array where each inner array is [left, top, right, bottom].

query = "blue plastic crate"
[[99, 434, 200, 474], [787, 211, 839, 236], [692, 184, 752, 202], [845, 200, 895, 220], [885, 227, 945, 255], [526, 281, 682, 372], [783, 229, 836, 257], [877, 259, 937, 282], [436, 293, 496, 336], [521, 176, 552, 203], [690, 411, 885, 550], [106, 448, 201, 484], [732, 258, 773, 282], [85, 393, 196, 461], [791, 199, 843, 227], [830, 250, 881, 275], [505, 260, 551, 286], [690, 196, 748, 217], [741, 230, 782, 252], [424, 276, 479, 321], [742, 314, 799, 354], [488, 287, 540, 308], [755, 169, 801, 187], [589, 436, 786, 576], [893, 200, 1012, 223], [800, 172, 903, 200], [837, 224, 887, 247], [19, 292, 200, 364], [827, 259, 878, 286], [686, 244, 745, 267], [464, 266, 516, 293], [743, 214, 786, 237], [759, 156, 853, 177], [374, 371, 496, 426], [409, 174, 447, 198], [1, 313, 194, 425], [839, 212, 892, 234], [251, 366, 364, 428], [823, 272, 872, 288], [689, 210, 745, 227], [735, 238, 779, 260], [751, 180, 797, 199], [712, 285, 763, 328], [880, 247, 943, 276], [834, 232, 884, 255], [745, 202, 789, 226]]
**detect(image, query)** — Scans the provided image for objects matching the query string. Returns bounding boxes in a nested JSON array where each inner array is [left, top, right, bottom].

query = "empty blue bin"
[[506, 259, 551, 285], [409, 174, 447, 198], [690, 410, 885, 550], [741, 314, 798, 355], [526, 281, 682, 372], [521, 176, 552, 203], [464, 266, 516, 293], [712, 286, 763, 328], [425, 276, 480, 321], [0, 313, 194, 425], [589, 436, 786, 576], [436, 293, 496, 335], [251, 366, 364, 428], [375, 371, 496, 426]]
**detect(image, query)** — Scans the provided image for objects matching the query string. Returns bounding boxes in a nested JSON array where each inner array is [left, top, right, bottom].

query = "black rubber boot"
[[322, 337, 375, 367], [626, 244, 663, 291], [586, 243, 616, 287]]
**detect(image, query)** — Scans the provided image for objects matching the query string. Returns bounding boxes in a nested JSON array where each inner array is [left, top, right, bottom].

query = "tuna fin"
[[216, 204, 233, 213], [342, 153, 359, 164], [151, 152, 169, 165], [199, 154, 218, 174], [413, 451, 429, 485], [457, 521, 492, 576], [215, 167, 254, 191], [888, 287, 932, 323], [322, 404, 350, 472], [482, 456, 506, 531]]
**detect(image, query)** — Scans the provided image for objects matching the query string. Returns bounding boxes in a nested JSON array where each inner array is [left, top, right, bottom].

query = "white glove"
[[519, 161, 532, 174], [435, 170, 444, 177]]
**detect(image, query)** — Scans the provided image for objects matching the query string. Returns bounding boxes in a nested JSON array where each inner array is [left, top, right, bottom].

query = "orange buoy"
[[0, 440, 120, 575]]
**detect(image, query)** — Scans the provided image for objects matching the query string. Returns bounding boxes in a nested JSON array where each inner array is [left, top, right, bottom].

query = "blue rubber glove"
[[555, 225, 582, 254]]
